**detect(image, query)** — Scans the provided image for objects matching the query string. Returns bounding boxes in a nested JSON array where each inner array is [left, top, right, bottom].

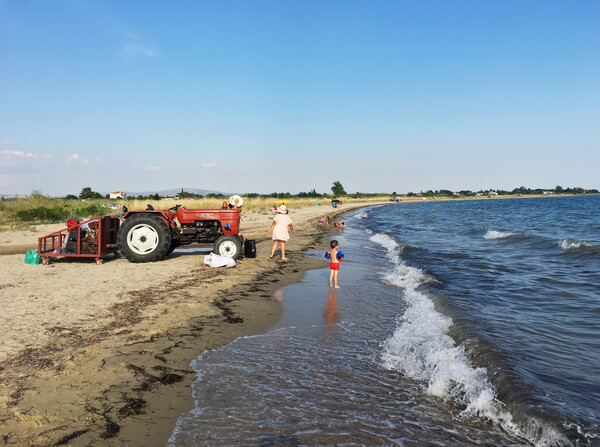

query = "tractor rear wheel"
[[214, 235, 242, 259], [117, 214, 171, 263], [166, 240, 180, 256]]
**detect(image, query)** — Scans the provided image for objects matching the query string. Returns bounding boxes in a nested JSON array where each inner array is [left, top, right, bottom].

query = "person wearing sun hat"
[[268, 205, 294, 260]]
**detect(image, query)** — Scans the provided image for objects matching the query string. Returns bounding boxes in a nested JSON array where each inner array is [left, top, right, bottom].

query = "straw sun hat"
[[228, 195, 243, 208]]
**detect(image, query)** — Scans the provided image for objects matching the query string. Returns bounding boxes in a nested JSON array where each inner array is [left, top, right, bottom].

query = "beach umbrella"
[[275, 200, 291, 204]]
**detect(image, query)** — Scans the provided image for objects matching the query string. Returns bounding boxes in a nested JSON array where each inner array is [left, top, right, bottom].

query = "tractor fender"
[[122, 210, 175, 228]]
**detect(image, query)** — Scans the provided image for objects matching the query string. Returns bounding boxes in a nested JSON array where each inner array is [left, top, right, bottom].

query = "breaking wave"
[[483, 230, 517, 240], [371, 232, 572, 447], [559, 238, 596, 251]]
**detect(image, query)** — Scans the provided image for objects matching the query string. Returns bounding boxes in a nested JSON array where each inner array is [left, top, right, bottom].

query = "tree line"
[[55, 183, 600, 201], [408, 185, 598, 198]]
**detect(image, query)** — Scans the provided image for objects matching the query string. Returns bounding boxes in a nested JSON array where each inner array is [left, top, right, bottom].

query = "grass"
[[0, 193, 115, 226], [0, 194, 391, 226], [1, 192, 588, 228]]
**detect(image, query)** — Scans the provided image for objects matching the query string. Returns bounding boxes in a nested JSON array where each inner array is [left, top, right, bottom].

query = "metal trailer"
[[38, 216, 120, 265]]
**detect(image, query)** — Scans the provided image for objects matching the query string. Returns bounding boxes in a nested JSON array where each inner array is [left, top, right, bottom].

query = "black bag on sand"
[[244, 239, 257, 258], [65, 228, 79, 253]]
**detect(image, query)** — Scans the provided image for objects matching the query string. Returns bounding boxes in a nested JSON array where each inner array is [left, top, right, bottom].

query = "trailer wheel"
[[214, 235, 242, 259], [117, 214, 171, 263]]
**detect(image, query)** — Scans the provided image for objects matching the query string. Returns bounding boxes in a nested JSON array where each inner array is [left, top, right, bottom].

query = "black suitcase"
[[244, 239, 257, 258], [65, 228, 79, 253]]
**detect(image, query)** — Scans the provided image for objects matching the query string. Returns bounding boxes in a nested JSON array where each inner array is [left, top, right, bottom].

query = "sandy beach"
[[0, 202, 384, 446]]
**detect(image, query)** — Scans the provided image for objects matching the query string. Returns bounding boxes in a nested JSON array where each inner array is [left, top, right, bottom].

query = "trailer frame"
[[38, 216, 120, 265]]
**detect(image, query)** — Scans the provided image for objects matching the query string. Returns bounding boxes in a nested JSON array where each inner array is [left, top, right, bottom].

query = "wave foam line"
[[370, 232, 571, 447], [483, 230, 517, 240], [559, 238, 596, 250]]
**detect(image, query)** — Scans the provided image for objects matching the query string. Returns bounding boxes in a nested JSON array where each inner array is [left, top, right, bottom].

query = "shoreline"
[[0, 203, 376, 446], [0, 193, 590, 257], [1, 194, 586, 445]]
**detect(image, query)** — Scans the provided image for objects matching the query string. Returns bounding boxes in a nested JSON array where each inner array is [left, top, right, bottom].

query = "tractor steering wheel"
[[169, 204, 182, 212]]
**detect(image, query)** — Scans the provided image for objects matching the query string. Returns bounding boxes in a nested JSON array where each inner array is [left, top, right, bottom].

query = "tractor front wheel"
[[214, 235, 242, 259], [117, 214, 171, 263]]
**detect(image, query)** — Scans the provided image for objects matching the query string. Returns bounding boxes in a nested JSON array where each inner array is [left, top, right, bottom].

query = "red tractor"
[[116, 202, 244, 263]]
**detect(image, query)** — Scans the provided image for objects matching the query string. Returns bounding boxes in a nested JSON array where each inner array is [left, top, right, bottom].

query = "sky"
[[1, 0, 599, 196]]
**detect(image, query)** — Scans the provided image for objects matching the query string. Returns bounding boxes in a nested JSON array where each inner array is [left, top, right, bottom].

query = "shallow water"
[[169, 196, 600, 446]]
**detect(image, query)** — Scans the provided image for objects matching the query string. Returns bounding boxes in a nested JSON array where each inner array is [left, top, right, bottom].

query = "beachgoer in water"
[[334, 221, 346, 228], [268, 205, 294, 260], [325, 239, 344, 288], [318, 216, 329, 225]]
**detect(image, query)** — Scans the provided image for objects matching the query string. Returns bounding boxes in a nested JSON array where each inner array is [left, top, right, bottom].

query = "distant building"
[[110, 191, 127, 199]]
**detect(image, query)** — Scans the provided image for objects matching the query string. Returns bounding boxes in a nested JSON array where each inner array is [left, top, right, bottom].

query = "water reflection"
[[325, 287, 339, 326]]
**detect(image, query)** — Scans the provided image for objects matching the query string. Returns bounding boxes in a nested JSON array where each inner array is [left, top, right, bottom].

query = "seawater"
[[168, 196, 600, 446]]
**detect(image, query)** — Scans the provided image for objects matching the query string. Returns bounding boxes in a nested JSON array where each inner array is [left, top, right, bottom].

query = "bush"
[[16, 206, 70, 222], [75, 204, 107, 219]]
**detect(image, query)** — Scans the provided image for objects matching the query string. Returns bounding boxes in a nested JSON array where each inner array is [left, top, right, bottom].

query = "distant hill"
[[122, 188, 233, 197], [0, 188, 235, 198]]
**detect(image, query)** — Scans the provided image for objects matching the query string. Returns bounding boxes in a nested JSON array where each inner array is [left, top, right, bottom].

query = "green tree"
[[79, 186, 101, 199], [178, 191, 194, 199], [555, 185, 564, 193], [331, 181, 346, 196]]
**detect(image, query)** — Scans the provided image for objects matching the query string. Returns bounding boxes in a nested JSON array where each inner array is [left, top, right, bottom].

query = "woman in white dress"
[[268, 205, 294, 260]]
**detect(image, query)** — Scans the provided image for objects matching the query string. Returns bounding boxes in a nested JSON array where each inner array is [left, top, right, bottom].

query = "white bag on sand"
[[204, 253, 236, 268]]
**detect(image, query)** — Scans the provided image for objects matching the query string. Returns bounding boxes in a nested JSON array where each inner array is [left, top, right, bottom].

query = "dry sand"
[[0, 202, 385, 446]]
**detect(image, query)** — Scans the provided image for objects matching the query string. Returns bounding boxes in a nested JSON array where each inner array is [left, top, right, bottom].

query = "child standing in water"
[[326, 240, 344, 288]]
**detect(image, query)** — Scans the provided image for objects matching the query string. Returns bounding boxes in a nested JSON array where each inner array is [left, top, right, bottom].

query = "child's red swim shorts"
[[330, 263, 340, 271]]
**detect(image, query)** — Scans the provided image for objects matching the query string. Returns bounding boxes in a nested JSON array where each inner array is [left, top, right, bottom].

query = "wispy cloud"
[[0, 149, 53, 175], [202, 162, 217, 168], [65, 153, 89, 165], [119, 32, 162, 59], [2, 149, 35, 158], [1, 149, 52, 160], [0, 174, 12, 188], [0, 140, 14, 146], [145, 166, 161, 172]]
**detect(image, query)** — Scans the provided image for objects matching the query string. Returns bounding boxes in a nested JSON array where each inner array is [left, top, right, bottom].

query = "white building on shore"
[[109, 191, 127, 199]]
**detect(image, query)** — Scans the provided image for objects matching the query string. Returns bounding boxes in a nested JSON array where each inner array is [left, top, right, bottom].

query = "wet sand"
[[0, 202, 383, 446]]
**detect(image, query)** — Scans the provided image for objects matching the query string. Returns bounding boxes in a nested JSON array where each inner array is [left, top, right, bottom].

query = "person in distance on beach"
[[325, 239, 344, 288], [317, 216, 329, 225], [268, 205, 294, 260]]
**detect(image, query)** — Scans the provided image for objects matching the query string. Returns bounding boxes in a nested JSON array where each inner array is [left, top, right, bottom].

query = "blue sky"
[[1, 0, 599, 196]]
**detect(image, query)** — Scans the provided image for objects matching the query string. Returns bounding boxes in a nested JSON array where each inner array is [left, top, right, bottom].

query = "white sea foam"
[[559, 238, 594, 250], [371, 232, 570, 447], [370, 233, 399, 253], [483, 230, 517, 240], [355, 211, 369, 220]]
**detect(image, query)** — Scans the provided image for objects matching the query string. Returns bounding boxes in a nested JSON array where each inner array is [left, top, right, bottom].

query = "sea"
[[168, 195, 600, 446]]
